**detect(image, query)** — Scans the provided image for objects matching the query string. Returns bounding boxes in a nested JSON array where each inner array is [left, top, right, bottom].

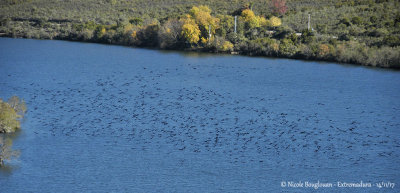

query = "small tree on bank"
[[0, 96, 26, 133]]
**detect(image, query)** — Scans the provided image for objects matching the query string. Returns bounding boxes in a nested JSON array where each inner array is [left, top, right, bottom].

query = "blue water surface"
[[0, 38, 399, 192]]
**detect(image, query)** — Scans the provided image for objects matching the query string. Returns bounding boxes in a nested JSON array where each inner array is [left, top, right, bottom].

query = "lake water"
[[0, 38, 399, 192]]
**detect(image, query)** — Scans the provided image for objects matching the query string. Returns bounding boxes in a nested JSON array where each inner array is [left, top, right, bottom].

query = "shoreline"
[[2, 35, 399, 70], [1, 1, 399, 70]]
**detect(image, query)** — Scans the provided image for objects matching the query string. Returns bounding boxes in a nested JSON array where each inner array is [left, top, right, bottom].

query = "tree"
[[180, 14, 201, 44], [94, 26, 106, 39], [215, 14, 234, 37], [0, 96, 26, 133], [220, 40, 234, 52], [158, 18, 183, 48], [0, 136, 20, 166], [270, 0, 288, 16], [189, 5, 220, 39], [7, 96, 26, 116], [135, 22, 160, 47], [241, 9, 258, 28], [279, 38, 297, 56], [300, 29, 315, 43], [0, 100, 19, 133], [269, 16, 281, 27], [318, 44, 330, 57], [241, 9, 268, 29]]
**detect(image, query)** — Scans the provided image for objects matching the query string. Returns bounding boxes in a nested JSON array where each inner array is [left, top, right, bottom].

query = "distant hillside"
[[0, 0, 334, 23]]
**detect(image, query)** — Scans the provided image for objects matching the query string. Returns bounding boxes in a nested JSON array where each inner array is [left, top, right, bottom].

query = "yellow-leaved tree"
[[189, 5, 219, 40], [241, 9, 269, 29], [180, 14, 201, 44], [0, 96, 26, 133], [269, 16, 282, 27], [241, 9, 258, 28]]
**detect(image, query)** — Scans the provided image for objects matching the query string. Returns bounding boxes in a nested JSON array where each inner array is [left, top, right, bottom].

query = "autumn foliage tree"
[[240, 9, 281, 29], [241, 9, 268, 29], [270, 0, 287, 16], [269, 16, 282, 27], [7, 96, 26, 117], [180, 14, 201, 44], [189, 5, 220, 40], [318, 44, 330, 57], [0, 96, 26, 133]]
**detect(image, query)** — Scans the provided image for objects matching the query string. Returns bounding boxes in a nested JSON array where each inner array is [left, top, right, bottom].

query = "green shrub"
[[351, 16, 362, 25], [279, 38, 297, 57], [383, 35, 400, 47], [300, 29, 315, 44]]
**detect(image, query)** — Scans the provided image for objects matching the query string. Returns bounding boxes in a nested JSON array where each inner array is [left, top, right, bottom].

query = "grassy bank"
[[1, 0, 399, 68]]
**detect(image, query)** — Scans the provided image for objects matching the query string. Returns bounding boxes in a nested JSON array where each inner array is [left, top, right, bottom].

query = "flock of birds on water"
[[6, 62, 399, 168]]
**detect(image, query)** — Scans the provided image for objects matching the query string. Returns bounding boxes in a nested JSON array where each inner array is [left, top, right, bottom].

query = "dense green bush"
[[279, 38, 297, 57]]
